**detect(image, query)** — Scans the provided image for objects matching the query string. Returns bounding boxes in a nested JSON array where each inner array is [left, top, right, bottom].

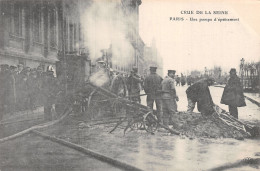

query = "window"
[[50, 8, 57, 47], [69, 24, 73, 51], [33, 6, 42, 42], [74, 24, 77, 50], [64, 19, 68, 51], [11, 3, 22, 36]]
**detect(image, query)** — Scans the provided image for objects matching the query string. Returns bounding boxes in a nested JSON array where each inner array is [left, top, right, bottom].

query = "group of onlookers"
[[0, 64, 59, 121], [1, 62, 245, 125]]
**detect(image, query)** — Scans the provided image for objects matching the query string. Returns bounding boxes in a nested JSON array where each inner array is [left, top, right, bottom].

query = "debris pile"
[[70, 83, 259, 140], [173, 112, 249, 139]]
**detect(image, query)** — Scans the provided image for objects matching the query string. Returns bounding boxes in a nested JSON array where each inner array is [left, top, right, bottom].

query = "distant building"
[[143, 39, 163, 77], [109, 0, 145, 75]]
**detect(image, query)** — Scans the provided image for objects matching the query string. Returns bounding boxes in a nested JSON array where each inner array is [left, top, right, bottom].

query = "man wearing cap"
[[186, 77, 215, 115], [17, 64, 24, 74], [161, 70, 178, 126], [127, 67, 143, 103], [144, 66, 163, 122], [221, 68, 246, 119]]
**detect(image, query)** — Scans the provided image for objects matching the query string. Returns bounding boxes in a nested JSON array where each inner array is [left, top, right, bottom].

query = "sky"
[[139, 0, 260, 76]]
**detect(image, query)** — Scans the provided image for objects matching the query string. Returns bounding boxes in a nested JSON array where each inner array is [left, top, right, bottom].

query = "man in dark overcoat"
[[186, 78, 215, 115], [220, 68, 246, 119], [144, 66, 163, 122], [6, 66, 17, 114], [27, 70, 40, 110], [16, 68, 30, 110], [127, 67, 142, 103], [181, 73, 186, 86], [0, 64, 9, 120], [42, 70, 58, 121]]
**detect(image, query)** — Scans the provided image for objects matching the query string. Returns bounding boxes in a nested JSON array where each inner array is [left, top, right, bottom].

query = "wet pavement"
[[244, 92, 260, 106], [0, 107, 45, 138], [39, 114, 260, 171], [141, 85, 260, 124], [0, 133, 121, 171], [0, 85, 259, 171]]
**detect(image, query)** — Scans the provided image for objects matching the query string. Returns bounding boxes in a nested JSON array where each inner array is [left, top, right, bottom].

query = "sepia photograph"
[[0, 0, 260, 170]]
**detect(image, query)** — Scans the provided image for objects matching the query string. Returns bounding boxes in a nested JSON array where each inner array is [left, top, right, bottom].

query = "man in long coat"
[[16, 68, 30, 110], [144, 66, 163, 122], [161, 70, 178, 126], [27, 70, 40, 110], [186, 78, 215, 115], [7, 66, 17, 114], [42, 70, 58, 121], [127, 67, 142, 103], [221, 68, 246, 119], [0, 64, 9, 120], [181, 73, 186, 86]]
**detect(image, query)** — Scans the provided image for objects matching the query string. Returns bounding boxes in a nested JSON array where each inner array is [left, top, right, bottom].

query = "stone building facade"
[[0, 0, 84, 73], [100, 0, 145, 75], [0, 0, 144, 76]]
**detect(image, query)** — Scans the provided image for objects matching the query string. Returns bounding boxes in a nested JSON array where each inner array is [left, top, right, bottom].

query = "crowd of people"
[[175, 74, 187, 86], [0, 64, 60, 121], [125, 66, 246, 128], [1, 62, 246, 125]]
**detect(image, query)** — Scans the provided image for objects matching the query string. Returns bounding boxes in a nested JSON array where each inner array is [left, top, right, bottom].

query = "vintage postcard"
[[0, 0, 259, 170]]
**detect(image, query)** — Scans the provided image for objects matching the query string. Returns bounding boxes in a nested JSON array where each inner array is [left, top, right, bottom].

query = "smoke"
[[89, 69, 110, 87], [80, 0, 134, 68]]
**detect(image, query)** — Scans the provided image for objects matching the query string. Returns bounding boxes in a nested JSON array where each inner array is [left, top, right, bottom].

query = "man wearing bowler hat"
[[221, 68, 246, 119], [144, 66, 163, 123], [161, 70, 179, 127]]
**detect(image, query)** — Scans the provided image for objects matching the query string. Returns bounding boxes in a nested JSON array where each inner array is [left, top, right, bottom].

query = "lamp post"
[[240, 58, 245, 88], [219, 67, 221, 78], [204, 67, 208, 77]]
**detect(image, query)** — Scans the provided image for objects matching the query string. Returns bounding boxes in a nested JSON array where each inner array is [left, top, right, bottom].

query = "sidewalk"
[[214, 85, 260, 107], [244, 93, 260, 107], [1, 107, 44, 124]]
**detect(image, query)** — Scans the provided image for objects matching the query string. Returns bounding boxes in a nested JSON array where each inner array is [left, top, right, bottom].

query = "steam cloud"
[[89, 69, 110, 87], [81, 1, 135, 69]]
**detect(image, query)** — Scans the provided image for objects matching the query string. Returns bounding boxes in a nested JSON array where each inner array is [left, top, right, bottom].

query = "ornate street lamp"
[[240, 58, 245, 71]]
